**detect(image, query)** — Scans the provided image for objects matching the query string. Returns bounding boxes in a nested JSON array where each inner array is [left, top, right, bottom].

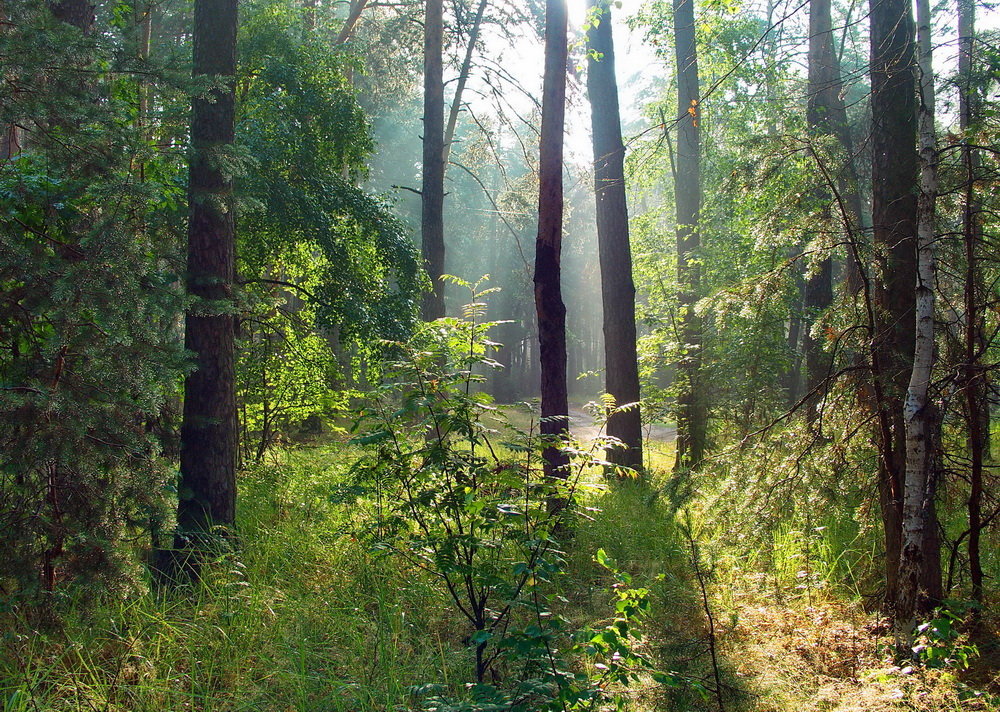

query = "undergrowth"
[[2, 435, 999, 711]]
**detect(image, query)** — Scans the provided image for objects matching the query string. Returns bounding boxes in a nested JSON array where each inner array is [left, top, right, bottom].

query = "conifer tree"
[[175, 0, 240, 551]]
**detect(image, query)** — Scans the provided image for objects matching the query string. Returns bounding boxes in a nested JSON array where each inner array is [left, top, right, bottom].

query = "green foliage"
[[238, 0, 423, 349], [351, 279, 678, 710], [0, 0, 188, 596], [237, 254, 347, 461], [913, 605, 980, 670]]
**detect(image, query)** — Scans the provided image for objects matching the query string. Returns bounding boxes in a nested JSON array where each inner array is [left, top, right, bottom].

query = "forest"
[[1, 0, 999, 708]]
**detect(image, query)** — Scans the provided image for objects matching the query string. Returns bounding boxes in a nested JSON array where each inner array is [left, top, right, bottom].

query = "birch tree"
[[896, 0, 943, 643]]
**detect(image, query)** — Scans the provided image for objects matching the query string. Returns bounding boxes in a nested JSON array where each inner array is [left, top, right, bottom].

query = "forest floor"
[[1, 421, 998, 711], [567, 405, 676, 443]]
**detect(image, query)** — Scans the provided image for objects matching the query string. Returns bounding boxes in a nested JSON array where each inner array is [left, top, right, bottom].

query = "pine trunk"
[[586, 0, 642, 472], [673, 0, 706, 470], [869, 0, 919, 609], [957, 0, 987, 606], [802, 0, 849, 424], [421, 0, 446, 320], [534, 0, 570, 498], [443, 0, 488, 168], [176, 0, 239, 543]]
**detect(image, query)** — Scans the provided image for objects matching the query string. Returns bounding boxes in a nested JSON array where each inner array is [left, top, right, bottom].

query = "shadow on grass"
[[569, 474, 754, 712]]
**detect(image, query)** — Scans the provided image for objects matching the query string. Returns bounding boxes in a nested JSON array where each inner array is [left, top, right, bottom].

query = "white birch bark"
[[896, 0, 940, 648]]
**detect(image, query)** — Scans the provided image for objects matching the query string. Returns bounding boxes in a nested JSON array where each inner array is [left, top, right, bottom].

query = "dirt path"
[[568, 405, 676, 444]]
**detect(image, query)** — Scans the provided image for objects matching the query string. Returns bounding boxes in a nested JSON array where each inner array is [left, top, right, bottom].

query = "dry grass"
[[720, 595, 1000, 712]]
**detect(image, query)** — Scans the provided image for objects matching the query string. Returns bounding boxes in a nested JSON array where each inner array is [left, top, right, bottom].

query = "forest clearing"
[[2, 0, 1000, 709]]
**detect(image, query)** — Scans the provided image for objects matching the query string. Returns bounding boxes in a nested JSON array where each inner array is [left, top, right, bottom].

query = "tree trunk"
[[176, 0, 239, 546], [421, 0, 446, 320], [335, 0, 369, 44], [534, 0, 569, 500], [896, 0, 941, 644], [586, 0, 642, 472], [673, 0, 706, 470], [957, 0, 987, 607], [48, 0, 95, 33], [806, 0, 865, 294], [802, 0, 851, 424], [868, 0, 918, 609], [784, 270, 804, 409], [443, 0, 488, 168]]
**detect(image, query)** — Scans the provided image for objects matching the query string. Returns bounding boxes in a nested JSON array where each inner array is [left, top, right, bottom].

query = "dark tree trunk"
[[421, 0, 446, 320], [869, 0, 923, 609], [176, 0, 239, 543], [784, 270, 804, 409], [49, 0, 95, 33], [534, 0, 569, 497], [801, 0, 849, 424], [303, 0, 316, 31], [586, 0, 642, 472], [673, 0, 706, 470], [806, 0, 865, 295], [958, 0, 987, 606], [801, 257, 832, 424]]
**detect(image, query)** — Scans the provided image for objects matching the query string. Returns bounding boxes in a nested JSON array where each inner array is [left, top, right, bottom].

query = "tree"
[[49, 0, 95, 33], [896, 0, 942, 641], [421, 0, 446, 320], [442, 0, 489, 168], [535, 0, 569, 494], [1, 0, 186, 592], [586, 0, 642, 471], [175, 0, 240, 549], [957, 0, 987, 608], [867, 0, 940, 609], [802, 0, 862, 424], [673, 0, 706, 470]]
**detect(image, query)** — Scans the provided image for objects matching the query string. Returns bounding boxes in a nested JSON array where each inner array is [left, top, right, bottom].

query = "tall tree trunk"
[[957, 0, 987, 606], [868, 0, 918, 609], [176, 0, 239, 547], [534, 0, 569, 501], [896, 0, 942, 643], [784, 269, 804, 409], [0, 0, 20, 160], [421, 0, 446, 320], [586, 0, 642, 472], [802, 0, 850, 424], [673, 0, 706, 470], [806, 0, 865, 295], [303, 0, 316, 31]]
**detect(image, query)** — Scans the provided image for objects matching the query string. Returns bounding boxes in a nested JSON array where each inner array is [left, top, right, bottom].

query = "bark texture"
[[868, 0, 920, 609], [802, 0, 857, 423], [49, 0, 95, 33], [806, 0, 865, 294], [673, 0, 706, 470], [177, 0, 239, 539], [534, 0, 570, 491], [956, 0, 987, 606], [421, 0, 446, 320], [586, 0, 642, 471], [896, 0, 942, 642]]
